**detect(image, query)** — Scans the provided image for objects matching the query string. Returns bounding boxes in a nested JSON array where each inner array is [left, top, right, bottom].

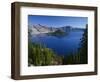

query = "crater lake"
[[30, 30, 84, 56]]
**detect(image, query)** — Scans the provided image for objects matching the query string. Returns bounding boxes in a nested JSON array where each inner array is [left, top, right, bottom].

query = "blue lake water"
[[31, 31, 84, 56]]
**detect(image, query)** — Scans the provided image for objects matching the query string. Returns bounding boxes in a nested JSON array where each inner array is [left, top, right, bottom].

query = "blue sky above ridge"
[[28, 15, 88, 28]]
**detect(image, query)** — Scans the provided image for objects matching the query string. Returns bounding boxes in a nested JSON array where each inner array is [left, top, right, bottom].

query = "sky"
[[28, 15, 88, 28]]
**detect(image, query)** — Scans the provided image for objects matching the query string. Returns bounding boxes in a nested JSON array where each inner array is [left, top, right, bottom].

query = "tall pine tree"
[[79, 24, 88, 64]]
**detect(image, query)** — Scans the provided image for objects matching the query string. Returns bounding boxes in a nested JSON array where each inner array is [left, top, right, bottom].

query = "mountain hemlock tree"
[[78, 24, 88, 64]]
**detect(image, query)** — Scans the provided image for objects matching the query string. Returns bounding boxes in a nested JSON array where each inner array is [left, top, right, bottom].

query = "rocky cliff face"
[[28, 24, 84, 36], [29, 24, 55, 35]]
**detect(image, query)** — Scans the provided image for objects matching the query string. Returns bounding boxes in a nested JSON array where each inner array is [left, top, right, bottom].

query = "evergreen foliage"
[[28, 42, 63, 66]]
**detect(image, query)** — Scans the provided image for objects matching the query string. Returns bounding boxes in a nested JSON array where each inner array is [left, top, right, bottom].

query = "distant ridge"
[[28, 24, 85, 35]]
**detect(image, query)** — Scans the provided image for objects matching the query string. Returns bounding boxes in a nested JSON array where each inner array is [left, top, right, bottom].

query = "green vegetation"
[[28, 42, 63, 66], [78, 24, 88, 64], [63, 53, 80, 64]]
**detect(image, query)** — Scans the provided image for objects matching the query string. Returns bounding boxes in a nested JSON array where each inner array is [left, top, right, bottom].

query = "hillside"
[[28, 24, 85, 36]]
